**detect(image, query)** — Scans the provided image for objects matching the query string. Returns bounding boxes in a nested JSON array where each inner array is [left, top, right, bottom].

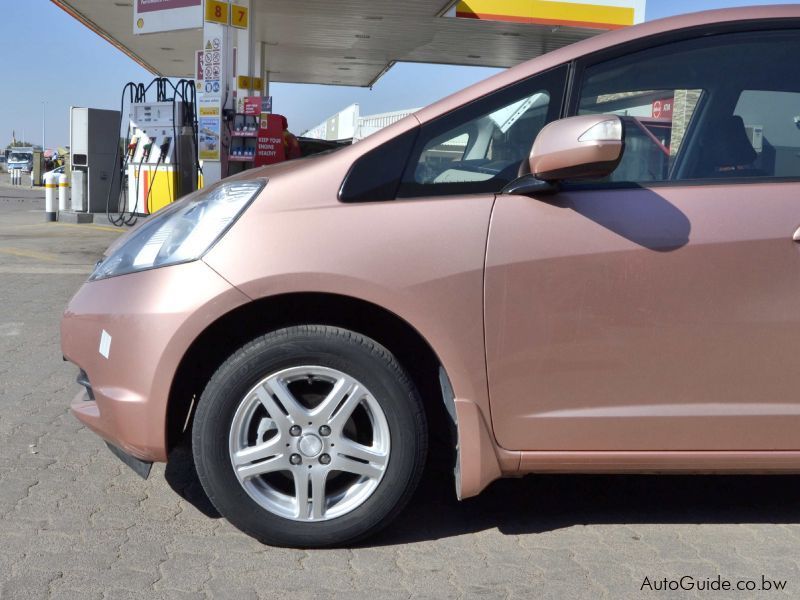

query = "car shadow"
[[164, 443, 221, 518], [165, 444, 800, 544], [368, 467, 800, 547], [543, 187, 692, 252]]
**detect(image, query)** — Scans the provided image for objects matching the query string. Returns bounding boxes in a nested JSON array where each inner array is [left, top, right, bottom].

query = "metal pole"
[[42, 102, 46, 151]]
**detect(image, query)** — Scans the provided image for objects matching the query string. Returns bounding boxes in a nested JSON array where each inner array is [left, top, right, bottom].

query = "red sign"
[[652, 97, 674, 119], [137, 0, 201, 13], [254, 114, 286, 166], [195, 50, 203, 82], [243, 96, 273, 116], [243, 97, 261, 116]]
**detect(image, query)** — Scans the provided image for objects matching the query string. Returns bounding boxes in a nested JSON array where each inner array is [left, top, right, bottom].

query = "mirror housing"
[[528, 114, 625, 182]]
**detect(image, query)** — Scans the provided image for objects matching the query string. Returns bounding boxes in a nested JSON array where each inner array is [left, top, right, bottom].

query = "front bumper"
[[61, 260, 250, 462]]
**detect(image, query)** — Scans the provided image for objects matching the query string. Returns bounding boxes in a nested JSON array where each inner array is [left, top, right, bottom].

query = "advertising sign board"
[[198, 103, 221, 161], [134, 0, 202, 34], [255, 114, 286, 166], [451, 0, 645, 29]]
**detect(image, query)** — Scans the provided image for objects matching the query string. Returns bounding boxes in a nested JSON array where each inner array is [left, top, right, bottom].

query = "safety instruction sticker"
[[203, 37, 223, 95]]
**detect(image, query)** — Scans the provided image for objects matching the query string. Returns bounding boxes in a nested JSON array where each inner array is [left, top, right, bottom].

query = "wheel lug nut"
[[319, 453, 331, 465], [319, 425, 331, 436], [289, 425, 302, 436], [289, 454, 302, 465]]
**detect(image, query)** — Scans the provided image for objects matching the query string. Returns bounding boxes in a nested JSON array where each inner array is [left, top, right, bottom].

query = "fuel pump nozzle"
[[141, 141, 154, 162], [159, 139, 172, 163], [126, 138, 139, 162]]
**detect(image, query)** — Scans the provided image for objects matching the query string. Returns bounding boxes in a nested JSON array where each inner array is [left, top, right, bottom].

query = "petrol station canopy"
[[51, 0, 645, 87]]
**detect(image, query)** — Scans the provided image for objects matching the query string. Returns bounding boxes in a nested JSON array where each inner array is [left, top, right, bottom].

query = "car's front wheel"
[[192, 325, 427, 547]]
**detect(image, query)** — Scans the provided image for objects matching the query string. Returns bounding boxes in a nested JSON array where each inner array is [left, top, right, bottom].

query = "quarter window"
[[398, 65, 567, 197]]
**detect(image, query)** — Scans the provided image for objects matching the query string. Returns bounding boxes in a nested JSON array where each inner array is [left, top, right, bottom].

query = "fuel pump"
[[107, 78, 201, 226], [127, 102, 197, 215]]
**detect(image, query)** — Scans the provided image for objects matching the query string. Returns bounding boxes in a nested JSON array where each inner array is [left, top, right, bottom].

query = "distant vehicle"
[[7, 150, 33, 172], [43, 165, 67, 181], [297, 137, 350, 157]]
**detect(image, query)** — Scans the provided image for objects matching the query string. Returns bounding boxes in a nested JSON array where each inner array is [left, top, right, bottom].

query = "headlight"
[[90, 180, 264, 281]]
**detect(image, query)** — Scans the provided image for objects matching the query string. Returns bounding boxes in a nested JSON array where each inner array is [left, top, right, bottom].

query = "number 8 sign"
[[205, 0, 230, 25]]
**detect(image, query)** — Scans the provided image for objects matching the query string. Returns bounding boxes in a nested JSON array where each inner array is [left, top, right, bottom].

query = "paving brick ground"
[[1, 178, 799, 598]]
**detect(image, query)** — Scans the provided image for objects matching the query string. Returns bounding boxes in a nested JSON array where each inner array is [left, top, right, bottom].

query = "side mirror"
[[503, 114, 624, 195], [531, 114, 624, 181]]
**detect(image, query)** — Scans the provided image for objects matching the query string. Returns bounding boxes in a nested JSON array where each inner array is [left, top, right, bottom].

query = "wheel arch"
[[166, 292, 485, 496]]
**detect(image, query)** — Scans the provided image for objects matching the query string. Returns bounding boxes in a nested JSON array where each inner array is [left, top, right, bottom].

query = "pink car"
[[62, 6, 800, 547]]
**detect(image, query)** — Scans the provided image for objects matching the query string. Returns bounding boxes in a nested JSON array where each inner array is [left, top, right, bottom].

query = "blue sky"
[[0, 0, 789, 147]]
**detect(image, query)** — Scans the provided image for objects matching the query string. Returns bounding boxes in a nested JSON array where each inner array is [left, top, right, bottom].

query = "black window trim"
[[338, 126, 420, 203], [563, 175, 800, 193]]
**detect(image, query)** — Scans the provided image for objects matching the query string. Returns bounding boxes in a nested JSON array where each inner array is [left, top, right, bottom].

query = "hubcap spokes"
[[229, 366, 390, 522]]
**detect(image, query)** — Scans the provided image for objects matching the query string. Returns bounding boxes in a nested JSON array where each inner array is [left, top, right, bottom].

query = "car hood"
[[99, 113, 422, 260], [100, 152, 336, 259]]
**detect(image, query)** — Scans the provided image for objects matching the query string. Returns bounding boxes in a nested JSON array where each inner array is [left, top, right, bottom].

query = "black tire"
[[192, 325, 427, 548]]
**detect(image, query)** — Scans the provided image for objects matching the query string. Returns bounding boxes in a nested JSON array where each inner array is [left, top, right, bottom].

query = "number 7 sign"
[[231, 4, 249, 29]]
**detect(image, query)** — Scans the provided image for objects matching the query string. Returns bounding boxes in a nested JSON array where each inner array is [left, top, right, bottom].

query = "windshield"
[[9, 153, 31, 162]]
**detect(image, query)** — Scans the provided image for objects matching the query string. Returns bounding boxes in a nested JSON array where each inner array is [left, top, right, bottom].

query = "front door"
[[485, 27, 800, 451]]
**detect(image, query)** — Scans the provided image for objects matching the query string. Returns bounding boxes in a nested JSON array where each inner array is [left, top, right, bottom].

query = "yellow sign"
[[231, 4, 249, 29], [455, 0, 638, 30], [199, 106, 220, 116], [252, 77, 263, 90], [205, 0, 229, 25], [237, 75, 252, 89]]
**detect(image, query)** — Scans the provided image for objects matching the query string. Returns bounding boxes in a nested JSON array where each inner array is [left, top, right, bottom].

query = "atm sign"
[[652, 98, 674, 120]]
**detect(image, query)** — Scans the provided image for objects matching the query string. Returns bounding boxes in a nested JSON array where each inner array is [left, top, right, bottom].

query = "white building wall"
[[302, 105, 420, 142]]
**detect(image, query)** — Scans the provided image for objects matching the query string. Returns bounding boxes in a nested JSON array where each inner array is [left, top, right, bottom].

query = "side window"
[[398, 65, 568, 197], [580, 88, 702, 182], [734, 90, 800, 177], [574, 29, 800, 185]]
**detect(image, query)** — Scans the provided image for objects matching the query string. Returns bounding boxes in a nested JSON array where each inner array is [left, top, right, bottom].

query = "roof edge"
[[414, 4, 800, 124], [50, 0, 162, 76]]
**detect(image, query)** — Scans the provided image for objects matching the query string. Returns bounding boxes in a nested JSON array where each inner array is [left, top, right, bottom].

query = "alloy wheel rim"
[[228, 365, 391, 522]]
